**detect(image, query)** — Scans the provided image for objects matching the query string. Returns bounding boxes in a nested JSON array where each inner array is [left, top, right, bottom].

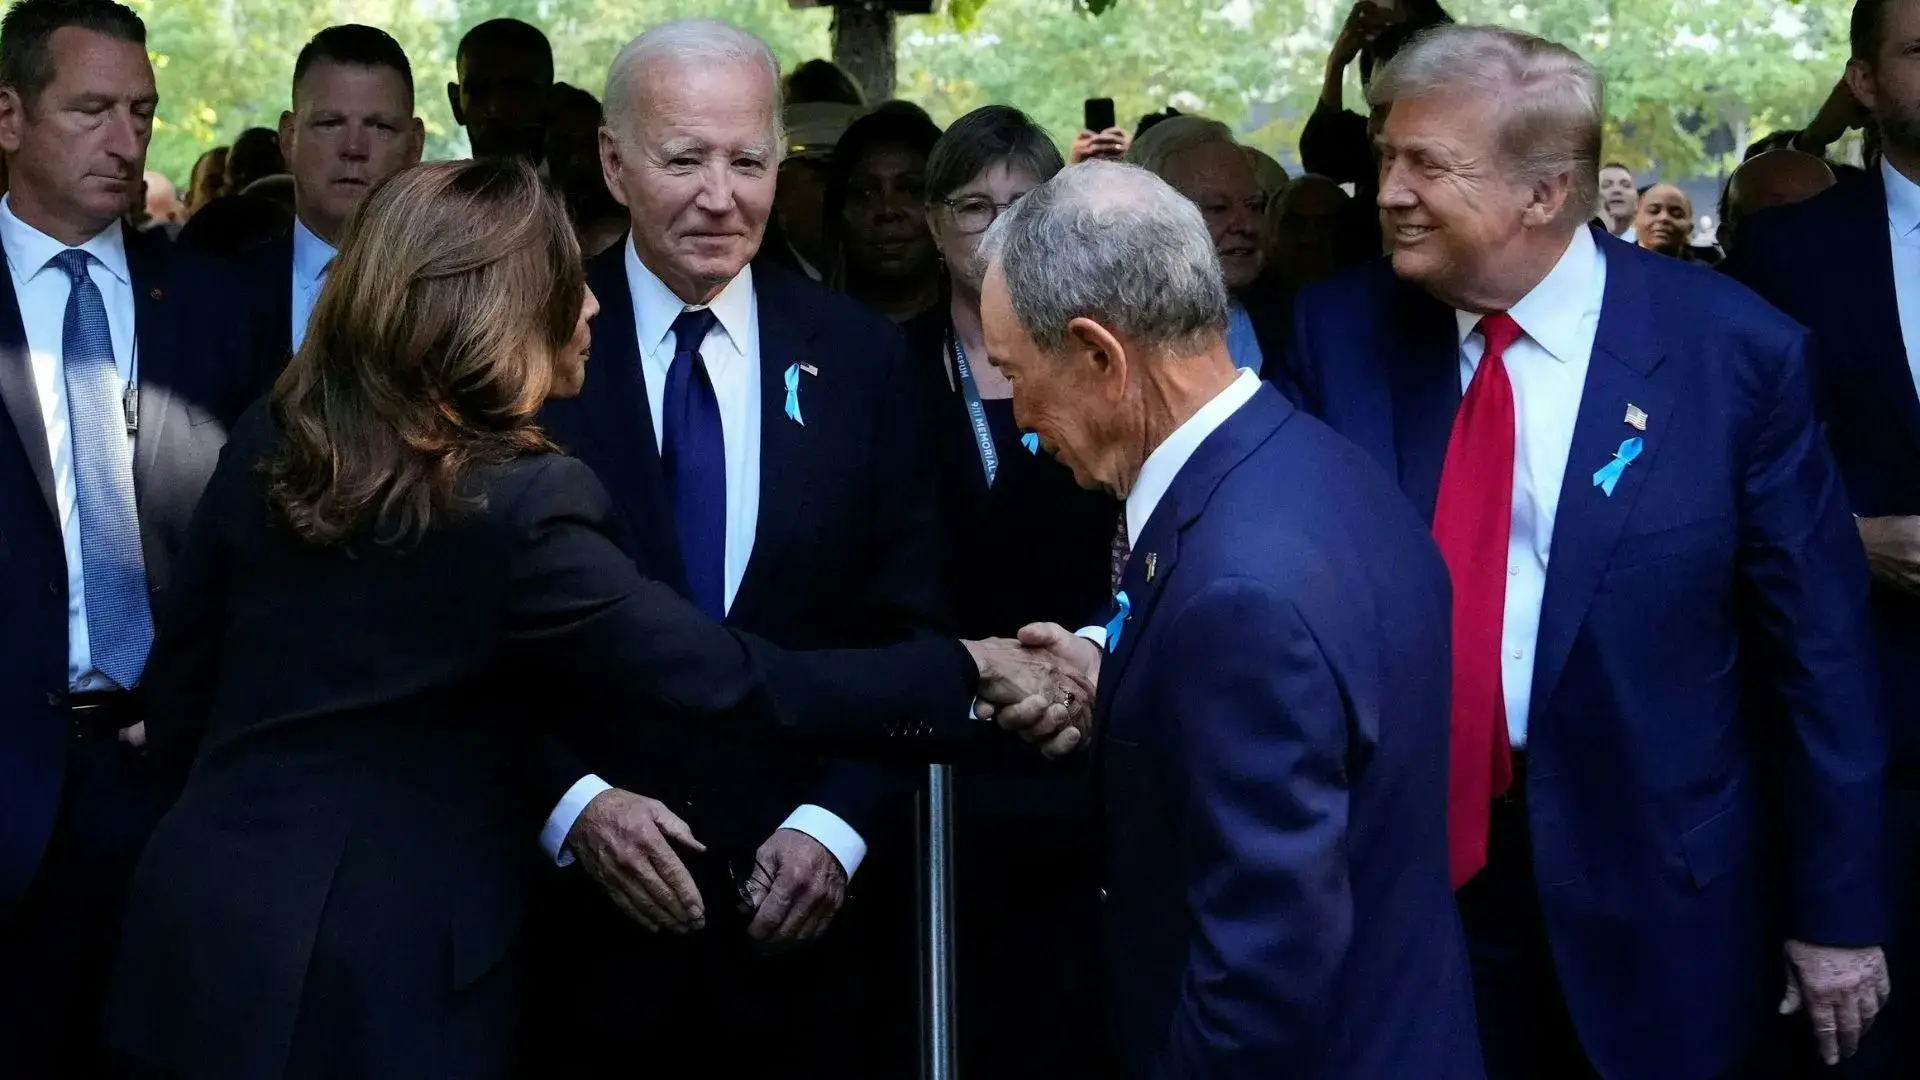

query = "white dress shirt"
[[541, 240, 868, 878], [0, 195, 140, 692], [1451, 225, 1607, 747], [1077, 369, 1263, 649], [1881, 158, 1920, 386], [289, 217, 336, 353]]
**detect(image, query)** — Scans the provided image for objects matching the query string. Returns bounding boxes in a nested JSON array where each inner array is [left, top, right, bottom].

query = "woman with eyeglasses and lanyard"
[[902, 105, 1119, 1080]]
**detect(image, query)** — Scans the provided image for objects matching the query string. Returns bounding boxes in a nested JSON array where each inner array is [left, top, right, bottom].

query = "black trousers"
[[523, 843, 908, 1080], [1, 737, 169, 1080], [1457, 763, 1785, 1080]]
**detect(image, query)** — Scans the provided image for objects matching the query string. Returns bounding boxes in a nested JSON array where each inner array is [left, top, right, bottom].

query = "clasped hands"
[[965, 621, 1102, 758]]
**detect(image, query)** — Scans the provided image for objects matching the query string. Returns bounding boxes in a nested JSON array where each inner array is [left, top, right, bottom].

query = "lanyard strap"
[[948, 330, 999, 487]]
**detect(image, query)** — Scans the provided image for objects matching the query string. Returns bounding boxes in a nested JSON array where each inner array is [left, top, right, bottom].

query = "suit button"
[[1099, 888, 1109, 903], [47, 580, 59, 594], [47, 690, 63, 707]]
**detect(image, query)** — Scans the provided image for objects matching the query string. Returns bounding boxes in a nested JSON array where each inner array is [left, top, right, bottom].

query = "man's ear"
[[1065, 315, 1128, 397], [599, 128, 632, 210], [1847, 59, 1879, 116], [406, 117, 425, 166], [447, 82, 465, 127], [0, 88, 23, 156], [277, 110, 296, 163], [1525, 170, 1574, 229]]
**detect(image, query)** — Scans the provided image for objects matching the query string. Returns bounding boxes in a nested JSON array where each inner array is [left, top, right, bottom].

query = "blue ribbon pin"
[[1104, 591, 1131, 654], [783, 364, 804, 426], [1592, 436, 1644, 496], [1021, 432, 1040, 455]]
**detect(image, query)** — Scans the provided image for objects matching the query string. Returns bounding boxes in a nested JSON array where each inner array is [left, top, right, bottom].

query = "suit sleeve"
[[1155, 577, 1352, 1080], [141, 413, 258, 768], [1739, 327, 1889, 946], [503, 456, 986, 760], [799, 330, 954, 841]]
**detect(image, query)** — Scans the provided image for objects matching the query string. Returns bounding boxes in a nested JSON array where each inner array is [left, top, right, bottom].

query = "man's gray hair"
[[980, 161, 1229, 357], [1124, 115, 1236, 180], [603, 19, 784, 154], [1368, 24, 1604, 224]]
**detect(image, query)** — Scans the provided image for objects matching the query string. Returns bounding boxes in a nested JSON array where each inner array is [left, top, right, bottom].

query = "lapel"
[[1386, 279, 1465, 523], [581, 243, 690, 594], [0, 235, 57, 520], [266, 229, 295, 354], [1094, 385, 1292, 743], [1527, 242, 1672, 722], [727, 266, 819, 627], [1837, 171, 1920, 459], [125, 227, 177, 506]]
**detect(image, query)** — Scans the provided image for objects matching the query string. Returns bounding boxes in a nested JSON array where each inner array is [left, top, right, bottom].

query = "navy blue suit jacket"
[[1287, 231, 1888, 1077], [1727, 173, 1920, 782], [0, 225, 278, 910], [539, 242, 944, 872], [1097, 382, 1481, 1080]]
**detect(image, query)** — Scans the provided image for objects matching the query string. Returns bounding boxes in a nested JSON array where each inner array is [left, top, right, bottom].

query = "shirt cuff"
[[780, 804, 867, 880], [1076, 625, 1108, 649], [541, 773, 612, 867]]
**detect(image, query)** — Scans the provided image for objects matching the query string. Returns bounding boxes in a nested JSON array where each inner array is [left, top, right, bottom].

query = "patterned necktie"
[[54, 249, 153, 689], [662, 308, 727, 620], [1432, 311, 1522, 889], [1108, 513, 1130, 596]]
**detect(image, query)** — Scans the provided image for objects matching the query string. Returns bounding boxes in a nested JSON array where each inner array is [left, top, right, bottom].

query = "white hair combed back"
[[603, 19, 785, 154], [1124, 115, 1236, 180], [1369, 24, 1605, 224], [981, 161, 1230, 358]]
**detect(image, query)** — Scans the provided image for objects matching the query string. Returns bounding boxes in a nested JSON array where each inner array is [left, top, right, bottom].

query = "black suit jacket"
[[107, 406, 982, 1079], [539, 244, 947, 872], [1726, 170, 1920, 780], [0, 223, 277, 910], [233, 226, 295, 359]]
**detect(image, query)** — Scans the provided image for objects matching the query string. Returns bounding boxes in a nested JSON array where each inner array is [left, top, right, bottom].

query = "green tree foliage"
[[0, 0, 1858, 186]]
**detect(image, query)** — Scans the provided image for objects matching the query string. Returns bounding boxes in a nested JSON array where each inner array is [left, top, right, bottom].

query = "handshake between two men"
[[563, 621, 1104, 946]]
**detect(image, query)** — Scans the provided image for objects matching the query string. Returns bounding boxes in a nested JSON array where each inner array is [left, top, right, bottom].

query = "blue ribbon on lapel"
[[783, 364, 804, 426], [1021, 432, 1040, 455], [1104, 590, 1131, 654], [1592, 436, 1644, 496]]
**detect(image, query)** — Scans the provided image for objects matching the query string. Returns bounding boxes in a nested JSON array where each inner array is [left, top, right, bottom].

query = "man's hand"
[[1070, 127, 1131, 164], [964, 636, 1095, 757], [566, 788, 707, 934], [1856, 515, 1920, 594], [739, 828, 847, 950], [1800, 77, 1869, 154], [1780, 940, 1891, 1065]]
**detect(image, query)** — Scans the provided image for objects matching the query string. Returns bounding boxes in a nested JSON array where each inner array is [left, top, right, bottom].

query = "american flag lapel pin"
[[1624, 403, 1648, 431], [799, 362, 819, 377], [1145, 553, 1157, 582]]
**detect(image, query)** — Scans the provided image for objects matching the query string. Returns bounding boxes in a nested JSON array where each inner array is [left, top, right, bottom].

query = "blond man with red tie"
[[1284, 24, 1890, 1080]]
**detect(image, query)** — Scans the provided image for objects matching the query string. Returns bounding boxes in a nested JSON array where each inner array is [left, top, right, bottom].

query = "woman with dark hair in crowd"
[[904, 103, 1119, 1080], [827, 100, 945, 322], [103, 158, 1080, 1079], [184, 145, 229, 218]]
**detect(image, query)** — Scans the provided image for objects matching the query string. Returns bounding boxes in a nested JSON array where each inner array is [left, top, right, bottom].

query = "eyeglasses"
[[936, 193, 1027, 235]]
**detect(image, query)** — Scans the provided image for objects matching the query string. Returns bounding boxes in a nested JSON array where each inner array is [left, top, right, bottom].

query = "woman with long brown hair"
[[104, 159, 1081, 1079]]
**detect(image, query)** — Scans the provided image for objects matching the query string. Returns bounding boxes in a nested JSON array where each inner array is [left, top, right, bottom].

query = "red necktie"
[[1433, 312, 1522, 890]]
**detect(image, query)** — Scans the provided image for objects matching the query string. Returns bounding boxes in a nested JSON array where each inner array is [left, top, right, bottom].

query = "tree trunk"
[[831, 3, 897, 105]]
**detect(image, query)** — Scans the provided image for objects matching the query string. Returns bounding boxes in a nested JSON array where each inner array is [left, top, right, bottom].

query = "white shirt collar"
[[292, 217, 336, 286], [1883, 157, 1920, 239], [1453, 225, 1604, 364], [1125, 368, 1261, 546], [0, 194, 130, 286], [624, 235, 756, 358]]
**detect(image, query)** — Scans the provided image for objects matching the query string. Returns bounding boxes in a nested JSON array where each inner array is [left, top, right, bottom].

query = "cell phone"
[[1083, 97, 1116, 135]]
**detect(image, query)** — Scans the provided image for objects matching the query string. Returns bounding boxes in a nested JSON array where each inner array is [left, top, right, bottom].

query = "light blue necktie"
[[54, 249, 152, 689]]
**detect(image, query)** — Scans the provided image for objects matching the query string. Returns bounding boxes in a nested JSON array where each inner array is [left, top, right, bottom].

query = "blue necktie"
[[54, 249, 153, 689], [662, 308, 727, 620]]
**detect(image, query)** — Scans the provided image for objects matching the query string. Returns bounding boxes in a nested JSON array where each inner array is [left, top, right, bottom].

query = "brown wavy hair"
[[267, 158, 585, 545]]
